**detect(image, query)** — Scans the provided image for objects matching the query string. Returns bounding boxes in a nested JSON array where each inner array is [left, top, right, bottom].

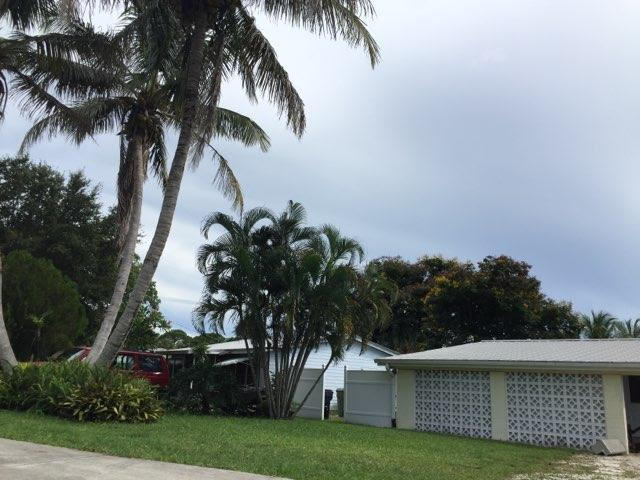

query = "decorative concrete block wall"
[[505, 372, 606, 449], [415, 370, 491, 439], [397, 367, 629, 453]]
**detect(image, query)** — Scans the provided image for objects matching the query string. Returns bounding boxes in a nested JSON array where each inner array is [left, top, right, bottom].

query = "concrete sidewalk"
[[0, 438, 290, 479]]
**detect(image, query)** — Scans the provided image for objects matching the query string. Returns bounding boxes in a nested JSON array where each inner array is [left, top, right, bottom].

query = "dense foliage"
[[167, 360, 258, 416], [157, 330, 226, 350], [194, 201, 393, 418], [0, 156, 117, 339], [372, 255, 582, 352], [0, 158, 171, 353], [2, 250, 86, 360], [0, 362, 163, 422]]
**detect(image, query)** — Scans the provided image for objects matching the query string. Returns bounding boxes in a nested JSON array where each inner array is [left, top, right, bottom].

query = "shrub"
[[167, 360, 262, 416], [0, 362, 163, 422]]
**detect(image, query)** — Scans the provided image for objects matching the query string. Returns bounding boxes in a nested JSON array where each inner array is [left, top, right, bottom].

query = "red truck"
[[59, 347, 170, 388]]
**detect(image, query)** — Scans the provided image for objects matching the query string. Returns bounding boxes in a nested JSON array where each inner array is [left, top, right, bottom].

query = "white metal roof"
[[375, 339, 640, 374], [160, 338, 397, 356]]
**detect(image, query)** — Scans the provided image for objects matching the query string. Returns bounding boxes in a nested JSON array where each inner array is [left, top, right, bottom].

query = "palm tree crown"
[[581, 310, 617, 339], [616, 318, 640, 338]]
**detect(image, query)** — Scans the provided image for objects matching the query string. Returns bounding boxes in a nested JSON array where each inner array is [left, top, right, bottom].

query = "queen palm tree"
[[616, 318, 640, 338], [94, 0, 379, 367], [581, 310, 617, 339], [195, 201, 391, 418]]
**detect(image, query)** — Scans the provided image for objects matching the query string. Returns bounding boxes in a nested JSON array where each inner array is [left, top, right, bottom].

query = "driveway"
[[512, 452, 640, 479], [0, 438, 290, 480]]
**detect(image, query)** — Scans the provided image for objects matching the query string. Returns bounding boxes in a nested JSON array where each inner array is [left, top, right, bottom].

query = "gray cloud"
[[3, 0, 640, 332]]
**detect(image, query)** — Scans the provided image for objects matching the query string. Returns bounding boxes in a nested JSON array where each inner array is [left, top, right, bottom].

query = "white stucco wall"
[[269, 341, 391, 404]]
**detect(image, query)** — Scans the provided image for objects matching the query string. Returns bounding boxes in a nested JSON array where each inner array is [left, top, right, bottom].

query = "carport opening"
[[624, 376, 640, 452]]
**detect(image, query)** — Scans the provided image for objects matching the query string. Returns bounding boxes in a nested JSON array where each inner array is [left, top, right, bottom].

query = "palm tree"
[[616, 318, 640, 338], [16, 18, 271, 364], [94, 0, 380, 367], [581, 310, 617, 339], [195, 202, 391, 418]]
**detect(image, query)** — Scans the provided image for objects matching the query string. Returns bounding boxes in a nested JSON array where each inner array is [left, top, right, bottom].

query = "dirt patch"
[[513, 454, 640, 480]]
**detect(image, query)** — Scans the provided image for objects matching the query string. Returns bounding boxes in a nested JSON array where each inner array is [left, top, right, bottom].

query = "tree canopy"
[[371, 254, 582, 352], [0, 156, 118, 338], [0, 157, 173, 352], [2, 250, 86, 360]]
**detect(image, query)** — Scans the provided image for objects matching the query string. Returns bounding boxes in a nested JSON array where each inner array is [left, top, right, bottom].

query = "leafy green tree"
[[194, 201, 391, 418], [157, 330, 227, 349], [580, 310, 617, 339], [0, 156, 118, 339], [2, 250, 86, 360], [369, 256, 461, 352], [616, 318, 640, 338], [423, 256, 581, 346], [157, 330, 192, 349]]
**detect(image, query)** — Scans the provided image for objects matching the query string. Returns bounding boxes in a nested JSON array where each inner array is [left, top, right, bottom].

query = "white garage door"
[[506, 372, 606, 450], [415, 370, 492, 439]]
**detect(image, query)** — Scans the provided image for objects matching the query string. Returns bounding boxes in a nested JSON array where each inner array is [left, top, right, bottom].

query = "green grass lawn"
[[0, 410, 574, 480]]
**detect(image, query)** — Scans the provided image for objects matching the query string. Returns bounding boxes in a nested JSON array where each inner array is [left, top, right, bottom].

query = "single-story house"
[[161, 338, 397, 404], [376, 339, 640, 452]]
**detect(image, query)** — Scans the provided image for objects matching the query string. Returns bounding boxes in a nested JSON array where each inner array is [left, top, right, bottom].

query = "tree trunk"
[[86, 136, 145, 365], [93, 14, 213, 366], [0, 253, 18, 374]]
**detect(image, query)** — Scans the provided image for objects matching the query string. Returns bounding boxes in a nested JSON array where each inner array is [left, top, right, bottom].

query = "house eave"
[[374, 358, 640, 375]]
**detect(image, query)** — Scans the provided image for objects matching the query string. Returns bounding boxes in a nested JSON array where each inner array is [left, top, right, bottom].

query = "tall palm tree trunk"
[[86, 136, 145, 364], [0, 253, 18, 374], [94, 14, 212, 366]]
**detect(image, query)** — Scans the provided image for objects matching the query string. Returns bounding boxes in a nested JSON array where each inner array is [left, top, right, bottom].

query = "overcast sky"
[[2, 0, 640, 334]]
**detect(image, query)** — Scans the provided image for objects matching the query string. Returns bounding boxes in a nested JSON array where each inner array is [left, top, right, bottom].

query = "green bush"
[[167, 360, 262, 416], [0, 362, 163, 422]]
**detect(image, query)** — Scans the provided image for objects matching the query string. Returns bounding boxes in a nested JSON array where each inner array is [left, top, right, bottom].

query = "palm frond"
[[19, 96, 131, 154], [209, 146, 244, 213], [233, 6, 306, 137], [209, 107, 270, 150], [0, 0, 56, 30], [257, 0, 380, 67]]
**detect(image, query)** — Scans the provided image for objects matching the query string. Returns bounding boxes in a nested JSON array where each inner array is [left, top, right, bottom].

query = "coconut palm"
[[616, 318, 640, 338], [94, 0, 380, 367], [581, 310, 617, 339], [15, 18, 271, 364]]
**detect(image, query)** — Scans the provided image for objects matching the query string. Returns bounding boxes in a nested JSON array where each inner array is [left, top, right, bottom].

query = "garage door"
[[506, 372, 606, 450], [415, 370, 492, 439]]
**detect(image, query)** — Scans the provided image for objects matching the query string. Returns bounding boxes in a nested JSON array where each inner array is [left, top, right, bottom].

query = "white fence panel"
[[344, 370, 394, 428], [293, 367, 325, 420]]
